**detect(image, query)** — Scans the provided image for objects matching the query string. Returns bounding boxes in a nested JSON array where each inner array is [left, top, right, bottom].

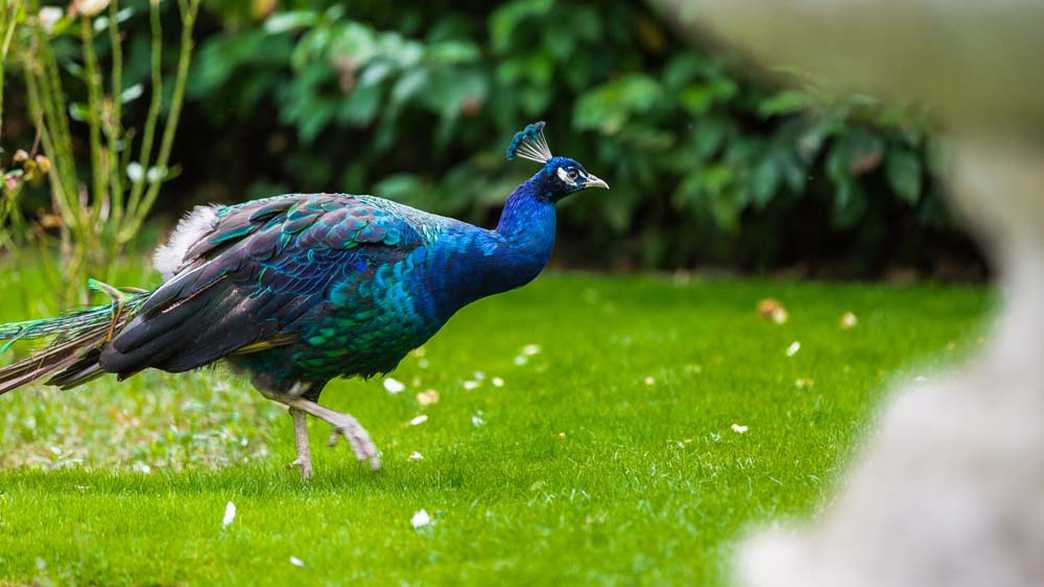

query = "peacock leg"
[[282, 397, 381, 471], [289, 407, 313, 480]]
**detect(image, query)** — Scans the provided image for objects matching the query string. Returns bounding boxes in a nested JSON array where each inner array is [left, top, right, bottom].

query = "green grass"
[[0, 263, 989, 586]]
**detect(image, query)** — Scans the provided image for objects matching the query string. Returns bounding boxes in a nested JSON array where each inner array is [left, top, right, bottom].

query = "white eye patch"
[[556, 167, 577, 186]]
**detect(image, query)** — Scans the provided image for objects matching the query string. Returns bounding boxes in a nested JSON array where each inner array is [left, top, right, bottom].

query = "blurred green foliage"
[[5, 0, 981, 275]]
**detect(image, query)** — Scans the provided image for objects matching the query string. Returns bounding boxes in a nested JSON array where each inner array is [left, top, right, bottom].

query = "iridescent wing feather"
[[99, 194, 445, 376]]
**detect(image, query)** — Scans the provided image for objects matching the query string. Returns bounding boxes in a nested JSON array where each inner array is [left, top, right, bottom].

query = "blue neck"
[[426, 174, 557, 321], [496, 174, 556, 248], [486, 174, 557, 294]]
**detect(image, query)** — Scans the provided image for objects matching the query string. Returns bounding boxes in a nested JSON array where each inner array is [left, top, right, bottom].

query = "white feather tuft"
[[152, 205, 219, 280]]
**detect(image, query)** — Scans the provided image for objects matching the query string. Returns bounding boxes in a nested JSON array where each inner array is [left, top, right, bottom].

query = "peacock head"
[[506, 121, 609, 200]]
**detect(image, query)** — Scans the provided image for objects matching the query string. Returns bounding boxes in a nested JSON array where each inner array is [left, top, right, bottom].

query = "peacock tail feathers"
[[0, 280, 151, 394]]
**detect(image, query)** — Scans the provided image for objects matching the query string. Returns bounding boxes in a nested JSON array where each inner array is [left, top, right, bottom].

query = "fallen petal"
[[384, 378, 406, 394], [840, 311, 859, 329], [222, 501, 236, 528], [409, 414, 428, 426], [731, 423, 749, 434], [416, 390, 440, 406], [411, 509, 432, 528], [786, 341, 801, 357], [289, 556, 305, 568], [757, 298, 788, 324]]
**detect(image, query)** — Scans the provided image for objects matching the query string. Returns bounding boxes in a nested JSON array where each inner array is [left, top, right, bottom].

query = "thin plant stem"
[[107, 0, 124, 226], [121, 0, 200, 243], [125, 0, 163, 220], [80, 15, 107, 225], [0, 0, 22, 145], [36, 22, 79, 222]]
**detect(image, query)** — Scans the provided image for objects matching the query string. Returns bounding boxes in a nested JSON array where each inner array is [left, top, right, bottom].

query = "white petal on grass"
[[409, 414, 428, 426], [416, 390, 440, 406], [289, 556, 305, 568], [222, 501, 236, 528], [644, 376, 656, 386], [411, 509, 432, 529], [840, 311, 859, 329], [473, 371, 486, 380], [408, 451, 423, 461], [491, 377, 505, 388], [384, 377, 406, 394], [522, 344, 541, 356], [471, 412, 486, 427], [462, 380, 480, 391], [786, 341, 801, 357], [731, 423, 749, 434], [513, 355, 528, 366], [756, 298, 788, 324]]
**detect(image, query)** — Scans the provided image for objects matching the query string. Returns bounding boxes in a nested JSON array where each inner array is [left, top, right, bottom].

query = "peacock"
[[0, 122, 607, 478]]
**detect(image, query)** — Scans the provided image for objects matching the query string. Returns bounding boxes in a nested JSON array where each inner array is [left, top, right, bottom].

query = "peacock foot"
[[326, 413, 381, 471], [263, 393, 382, 474]]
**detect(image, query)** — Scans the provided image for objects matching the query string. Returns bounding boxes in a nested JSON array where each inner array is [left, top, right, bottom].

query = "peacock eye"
[[566, 169, 579, 181]]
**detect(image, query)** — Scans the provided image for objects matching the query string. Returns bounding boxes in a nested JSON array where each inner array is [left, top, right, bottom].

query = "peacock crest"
[[506, 121, 553, 164]]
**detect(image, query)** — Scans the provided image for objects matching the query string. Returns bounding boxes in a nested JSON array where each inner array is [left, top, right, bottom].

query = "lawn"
[[0, 262, 989, 586]]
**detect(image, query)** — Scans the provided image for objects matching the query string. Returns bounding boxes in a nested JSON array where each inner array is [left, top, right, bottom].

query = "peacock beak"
[[585, 173, 610, 190]]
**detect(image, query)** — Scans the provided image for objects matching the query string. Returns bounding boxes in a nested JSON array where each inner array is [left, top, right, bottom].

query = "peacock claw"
[[327, 421, 381, 471], [290, 456, 313, 480]]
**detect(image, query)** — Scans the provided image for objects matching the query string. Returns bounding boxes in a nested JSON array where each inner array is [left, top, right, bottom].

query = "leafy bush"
[[6, 0, 982, 276], [1, 0, 202, 299]]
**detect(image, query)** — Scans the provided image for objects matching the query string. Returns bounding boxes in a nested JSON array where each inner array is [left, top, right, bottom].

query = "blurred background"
[[1, 0, 987, 281]]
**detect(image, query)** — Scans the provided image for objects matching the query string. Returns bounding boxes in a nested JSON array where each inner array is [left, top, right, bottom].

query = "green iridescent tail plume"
[[0, 279, 151, 394]]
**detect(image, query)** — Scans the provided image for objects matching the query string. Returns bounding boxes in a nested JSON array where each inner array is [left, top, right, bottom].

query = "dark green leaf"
[[758, 90, 809, 118], [886, 148, 922, 204], [489, 0, 553, 53], [751, 157, 781, 209]]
